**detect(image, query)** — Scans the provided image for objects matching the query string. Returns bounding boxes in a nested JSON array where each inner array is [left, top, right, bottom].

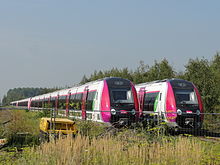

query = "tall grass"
[[1, 110, 40, 146], [1, 111, 220, 164], [14, 133, 219, 165]]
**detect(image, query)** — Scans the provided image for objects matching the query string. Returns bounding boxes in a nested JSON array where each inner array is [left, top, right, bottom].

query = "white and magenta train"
[[10, 77, 139, 125], [135, 79, 204, 129]]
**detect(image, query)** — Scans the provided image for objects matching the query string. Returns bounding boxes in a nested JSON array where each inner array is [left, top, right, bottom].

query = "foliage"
[[80, 54, 220, 113], [183, 58, 216, 112], [2, 53, 220, 122], [76, 120, 107, 138], [3, 110, 40, 146], [0, 110, 220, 164], [10, 133, 220, 165], [2, 53, 220, 113], [2, 87, 59, 106]]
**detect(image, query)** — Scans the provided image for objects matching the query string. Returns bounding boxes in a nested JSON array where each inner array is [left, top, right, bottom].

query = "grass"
[[1, 110, 220, 164], [203, 114, 220, 133], [0, 110, 41, 147], [11, 133, 220, 165]]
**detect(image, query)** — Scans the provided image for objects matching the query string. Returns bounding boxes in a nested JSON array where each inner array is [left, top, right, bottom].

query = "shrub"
[[4, 110, 40, 146], [13, 134, 220, 165]]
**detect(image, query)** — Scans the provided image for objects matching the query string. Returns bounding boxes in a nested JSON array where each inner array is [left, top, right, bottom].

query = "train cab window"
[[144, 92, 159, 112], [86, 91, 96, 111], [174, 89, 198, 105], [110, 89, 134, 104]]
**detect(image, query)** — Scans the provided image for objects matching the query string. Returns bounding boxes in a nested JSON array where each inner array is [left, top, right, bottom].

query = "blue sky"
[[0, 0, 220, 100]]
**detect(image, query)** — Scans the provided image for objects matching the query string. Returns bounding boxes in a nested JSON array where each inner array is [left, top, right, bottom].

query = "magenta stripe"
[[100, 80, 111, 122]]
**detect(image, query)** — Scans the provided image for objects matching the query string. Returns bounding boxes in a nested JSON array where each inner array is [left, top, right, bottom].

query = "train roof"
[[10, 77, 131, 103], [135, 78, 192, 87]]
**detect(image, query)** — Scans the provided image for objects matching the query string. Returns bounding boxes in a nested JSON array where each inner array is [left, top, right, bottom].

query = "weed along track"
[[0, 109, 220, 164], [199, 136, 220, 143], [1, 105, 219, 159], [97, 126, 121, 138]]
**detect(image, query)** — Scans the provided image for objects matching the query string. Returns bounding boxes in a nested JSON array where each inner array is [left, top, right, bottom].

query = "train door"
[[55, 94, 59, 115], [66, 90, 71, 117], [82, 86, 89, 120], [138, 87, 145, 117], [157, 92, 162, 113], [28, 98, 32, 110], [157, 84, 166, 116], [48, 96, 51, 108]]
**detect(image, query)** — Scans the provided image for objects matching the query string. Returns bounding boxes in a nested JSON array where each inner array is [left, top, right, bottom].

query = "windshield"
[[174, 89, 198, 105], [111, 89, 134, 104]]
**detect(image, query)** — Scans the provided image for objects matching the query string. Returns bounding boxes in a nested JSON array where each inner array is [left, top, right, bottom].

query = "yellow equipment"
[[39, 118, 78, 142]]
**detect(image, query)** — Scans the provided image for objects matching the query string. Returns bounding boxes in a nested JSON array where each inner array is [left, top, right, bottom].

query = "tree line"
[[2, 53, 220, 113], [2, 87, 59, 106], [81, 53, 220, 113]]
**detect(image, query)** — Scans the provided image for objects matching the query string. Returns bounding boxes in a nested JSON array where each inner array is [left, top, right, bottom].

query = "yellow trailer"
[[39, 118, 78, 142]]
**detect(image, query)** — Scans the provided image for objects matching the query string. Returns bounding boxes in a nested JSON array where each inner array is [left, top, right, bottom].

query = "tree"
[[210, 52, 220, 112], [80, 75, 89, 84], [132, 61, 149, 84], [183, 58, 217, 112], [2, 87, 59, 106], [146, 59, 176, 81]]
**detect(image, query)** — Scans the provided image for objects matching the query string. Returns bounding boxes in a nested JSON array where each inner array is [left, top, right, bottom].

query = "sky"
[[0, 0, 220, 101]]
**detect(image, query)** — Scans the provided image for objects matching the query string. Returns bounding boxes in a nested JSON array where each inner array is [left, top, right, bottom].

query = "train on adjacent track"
[[10, 77, 204, 129], [11, 77, 139, 125], [135, 79, 204, 129]]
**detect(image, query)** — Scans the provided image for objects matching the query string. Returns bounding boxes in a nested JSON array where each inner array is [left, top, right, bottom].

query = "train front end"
[[101, 77, 139, 126], [166, 79, 203, 129]]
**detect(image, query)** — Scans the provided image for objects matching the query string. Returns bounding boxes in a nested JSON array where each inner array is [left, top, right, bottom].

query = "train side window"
[[70, 93, 83, 110], [95, 92, 98, 100], [77, 93, 83, 110], [143, 92, 159, 112], [69, 94, 76, 109], [50, 97, 56, 107], [58, 96, 67, 109], [86, 91, 96, 111], [31, 101, 34, 107], [39, 100, 43, 107]]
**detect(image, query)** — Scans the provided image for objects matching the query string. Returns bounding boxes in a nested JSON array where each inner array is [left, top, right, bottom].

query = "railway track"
[[177, 128, 220, 137], [198, 136, 220, 143], [1, 107, 220, 140]]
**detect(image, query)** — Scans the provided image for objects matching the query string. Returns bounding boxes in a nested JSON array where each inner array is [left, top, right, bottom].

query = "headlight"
[[196, 110, 200, 115], [131, 109, 136, 115], [177, 109, 182, 115], [111, 109, 116, 115]]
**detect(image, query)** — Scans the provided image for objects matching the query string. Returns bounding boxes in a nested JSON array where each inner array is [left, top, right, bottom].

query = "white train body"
[[135, 79, 204, 129], [11, 77, 139, 125]]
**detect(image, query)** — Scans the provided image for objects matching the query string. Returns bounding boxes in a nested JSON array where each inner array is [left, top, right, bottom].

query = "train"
[[10, 77, 139, 125], [135, 78, 204, 129], [10, 77, 204, 129]]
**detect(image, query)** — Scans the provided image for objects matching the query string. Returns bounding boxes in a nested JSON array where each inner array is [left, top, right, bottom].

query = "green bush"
[[77, 120, 107, 138], [4, 110, 40, 146]]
